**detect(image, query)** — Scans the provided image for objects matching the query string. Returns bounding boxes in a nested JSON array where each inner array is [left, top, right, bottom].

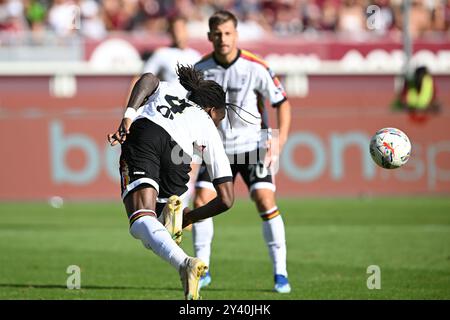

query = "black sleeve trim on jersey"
[[213, 176, 233, 186], [272, 96, 288, 108]]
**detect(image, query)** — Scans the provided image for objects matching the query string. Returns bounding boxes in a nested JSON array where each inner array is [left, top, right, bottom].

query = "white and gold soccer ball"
[[369, 127, 411, 169]]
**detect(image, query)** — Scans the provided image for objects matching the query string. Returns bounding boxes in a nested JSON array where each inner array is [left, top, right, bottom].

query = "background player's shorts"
[[196, 148, 275, 194], [119, 118, 191, 208]]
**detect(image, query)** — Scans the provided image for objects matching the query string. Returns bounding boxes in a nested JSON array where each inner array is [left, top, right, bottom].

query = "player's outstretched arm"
[[108, 73, 160, 146], [182, 180, 234, 228]]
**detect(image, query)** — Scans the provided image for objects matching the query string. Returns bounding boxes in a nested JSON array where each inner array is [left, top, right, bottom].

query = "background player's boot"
[[199, 271, 212, 289], [179, 257, 208, 300], [160, 195, 183, 245], [273, 274, 291, 293]]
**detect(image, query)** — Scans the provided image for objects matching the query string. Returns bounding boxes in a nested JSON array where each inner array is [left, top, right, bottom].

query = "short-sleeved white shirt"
[[137, 81, 232, 182], [143, 47, 201, 84], [195, 49, 287, 154]]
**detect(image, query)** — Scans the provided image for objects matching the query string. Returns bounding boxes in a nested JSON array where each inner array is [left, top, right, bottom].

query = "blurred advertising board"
[[1, 74, 449, 200]]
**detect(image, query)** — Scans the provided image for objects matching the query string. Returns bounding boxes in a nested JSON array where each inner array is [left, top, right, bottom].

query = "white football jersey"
[[195, 49, 287, 154], [136, 81, 232, 182], [142, 47, 201, 84]]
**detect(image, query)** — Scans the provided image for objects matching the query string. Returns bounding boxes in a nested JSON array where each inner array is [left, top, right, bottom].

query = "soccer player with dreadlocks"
[[108, 64, 234, 300]]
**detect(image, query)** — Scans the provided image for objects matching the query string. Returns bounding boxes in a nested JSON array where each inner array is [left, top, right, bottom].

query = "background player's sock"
[[261, 207, 288, 277], [130, 215, 188, 270], [192, 217, 214, 268]]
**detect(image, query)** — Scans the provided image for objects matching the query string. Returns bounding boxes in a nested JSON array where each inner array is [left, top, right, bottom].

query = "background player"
[[142, 15, 201, 84], [108, 65, 234, 300], [192, 10, 292, 293]]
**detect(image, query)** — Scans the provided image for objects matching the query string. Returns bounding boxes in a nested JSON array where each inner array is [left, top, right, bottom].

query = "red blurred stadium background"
[[0, 35, 450, 200], [1, 0, 449, 200]]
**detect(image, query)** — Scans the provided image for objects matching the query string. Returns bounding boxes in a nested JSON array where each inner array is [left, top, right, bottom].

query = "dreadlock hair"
[[176, 64, 226, 110]]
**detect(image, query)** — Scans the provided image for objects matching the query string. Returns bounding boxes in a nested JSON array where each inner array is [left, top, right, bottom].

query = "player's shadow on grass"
[[0, 283, 180, 291], [0, 283, 273, 293], [201, 287, 274, 293]]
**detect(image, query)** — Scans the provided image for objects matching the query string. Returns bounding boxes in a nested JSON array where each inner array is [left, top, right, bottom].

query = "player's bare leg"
[[192, 186, 216, 288], [251, 188, 291, 293], [124, 187, 207, 299]]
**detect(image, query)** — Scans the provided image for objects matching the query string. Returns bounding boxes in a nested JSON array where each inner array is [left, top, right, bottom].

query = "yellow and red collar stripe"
[[240, 50, 270, 69]]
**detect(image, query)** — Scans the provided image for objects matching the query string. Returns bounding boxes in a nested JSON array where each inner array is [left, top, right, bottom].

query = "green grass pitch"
[[0, 198, 449, 300]]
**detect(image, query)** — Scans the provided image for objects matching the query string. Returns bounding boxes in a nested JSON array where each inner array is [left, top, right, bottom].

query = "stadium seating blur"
[[1, 0, 449, 38], [1, 0, 449, 71]]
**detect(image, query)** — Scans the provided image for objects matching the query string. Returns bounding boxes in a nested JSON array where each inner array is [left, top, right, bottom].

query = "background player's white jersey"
[[195, 49, 287, 154], [143, 47, 201, 84], [136, 81, 232, 182]]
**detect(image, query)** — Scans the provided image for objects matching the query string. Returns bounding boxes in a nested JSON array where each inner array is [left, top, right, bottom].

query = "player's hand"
[[108, 118, 132, 146], [264, 136, 281, 167], [264, 133, 287, 170], [264, 137, 273, 168]]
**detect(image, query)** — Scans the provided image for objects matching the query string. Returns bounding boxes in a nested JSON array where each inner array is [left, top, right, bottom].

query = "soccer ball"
[[369, 128, 411, 169]]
